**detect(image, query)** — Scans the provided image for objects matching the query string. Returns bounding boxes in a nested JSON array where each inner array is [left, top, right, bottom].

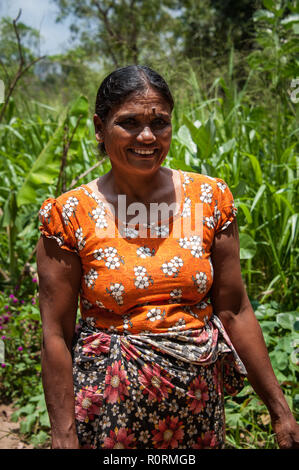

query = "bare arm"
[[211, 218, 299, 449], [37, 236, 82, 449]]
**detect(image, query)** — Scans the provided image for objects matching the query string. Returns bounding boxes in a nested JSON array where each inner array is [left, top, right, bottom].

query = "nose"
[[136, 126, 156, 143]]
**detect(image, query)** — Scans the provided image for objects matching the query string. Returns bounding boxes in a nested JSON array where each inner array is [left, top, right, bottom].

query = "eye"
[[117, 118, 137, 128], [151, 118, 169, 130]]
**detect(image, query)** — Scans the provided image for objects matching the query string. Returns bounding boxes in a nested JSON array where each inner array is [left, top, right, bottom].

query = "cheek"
[[160, 128, 172, 148], [104, 129, 128, 152]]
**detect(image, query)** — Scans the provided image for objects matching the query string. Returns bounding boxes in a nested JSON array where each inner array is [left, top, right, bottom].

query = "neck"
[[106, 167, 169, 203]]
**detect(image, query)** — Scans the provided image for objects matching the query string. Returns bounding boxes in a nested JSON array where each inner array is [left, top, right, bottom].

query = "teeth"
[[132, 149, 155, 155]]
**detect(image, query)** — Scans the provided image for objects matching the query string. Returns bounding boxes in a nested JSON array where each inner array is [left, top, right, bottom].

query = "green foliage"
[[225, 301, 299, 449], [0, 289, 41, 403], [10, 383, 50, 447]]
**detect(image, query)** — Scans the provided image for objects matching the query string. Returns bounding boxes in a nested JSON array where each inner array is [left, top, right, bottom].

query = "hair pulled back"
[[95, 65, 174, 120], [95, 65, 174, 154]]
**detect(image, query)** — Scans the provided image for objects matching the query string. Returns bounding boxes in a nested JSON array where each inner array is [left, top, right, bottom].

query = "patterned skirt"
[[72, 315, 247, 449]]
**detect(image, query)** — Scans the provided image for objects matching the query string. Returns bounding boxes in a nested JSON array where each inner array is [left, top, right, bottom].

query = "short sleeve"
[[214, 178, 237, 233], [38, 197, 78, 253]]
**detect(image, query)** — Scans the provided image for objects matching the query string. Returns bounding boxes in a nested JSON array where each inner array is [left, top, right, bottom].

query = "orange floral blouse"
[[38, 170, 237, 334]]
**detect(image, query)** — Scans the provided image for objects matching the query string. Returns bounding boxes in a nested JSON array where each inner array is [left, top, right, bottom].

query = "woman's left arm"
[[211, 218, 299, 449]]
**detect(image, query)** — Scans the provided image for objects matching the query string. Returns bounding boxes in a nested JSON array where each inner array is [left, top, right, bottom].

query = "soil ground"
[[0, 404, 34, 449]]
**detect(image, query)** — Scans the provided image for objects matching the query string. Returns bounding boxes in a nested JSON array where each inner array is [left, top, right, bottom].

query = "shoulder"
[[54, 186, 87, 206], [180, 170, 230, 193]]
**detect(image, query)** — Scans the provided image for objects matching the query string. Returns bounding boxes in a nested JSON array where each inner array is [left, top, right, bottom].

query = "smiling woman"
[[36, 65, 299, 450], [94, 87, 172, 174]]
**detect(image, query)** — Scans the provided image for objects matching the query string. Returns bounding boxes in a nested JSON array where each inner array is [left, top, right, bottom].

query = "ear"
[[94, 114, 104, 143]]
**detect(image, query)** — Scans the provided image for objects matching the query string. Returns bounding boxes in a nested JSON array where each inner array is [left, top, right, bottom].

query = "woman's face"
[[94, 87, 172, 175]]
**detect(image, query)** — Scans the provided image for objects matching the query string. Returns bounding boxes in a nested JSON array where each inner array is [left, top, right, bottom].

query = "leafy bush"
[[225, 301, 299, 449]]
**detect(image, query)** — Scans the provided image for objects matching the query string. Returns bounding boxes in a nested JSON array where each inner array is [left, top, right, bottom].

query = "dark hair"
[[95, 65, 174, 154]]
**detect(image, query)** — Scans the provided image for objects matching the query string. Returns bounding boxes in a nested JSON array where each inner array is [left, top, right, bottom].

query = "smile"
[[129, 148, 157, 157]]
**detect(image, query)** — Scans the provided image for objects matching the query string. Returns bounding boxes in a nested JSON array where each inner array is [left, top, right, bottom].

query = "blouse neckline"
[[80, 169, 185, 229]]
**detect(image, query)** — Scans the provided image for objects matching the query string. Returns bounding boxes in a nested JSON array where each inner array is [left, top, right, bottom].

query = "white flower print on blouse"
[[189, 236, 203, 258], [105, 257, 121, 270], [213, 202, 221, 225], [136, 246, 155, 258], [122, 227, 139, 239], [183, 305, 199, 319], [93, 248, 105, 260], [161, 256, 183, 278], [203, 216, 215, 230], [83, 268, 98, 289], [95, 300, 106, 309], [88, 204, 108, 229], [182, 172, 194, 191], [39, 202, 52, 223], [208, 257, 214, 279], [169, 288, 183, 303], [195, 300, 209, 310], [217, 181, 227, 193], [199, 183, 213, 204], [46, 233, 65, 248], [192, 271, 208, 293], [146, 308, 166, 322], [62, 196, 79, 225], [168, 318, 186, 331], [232, 201, 237, 217], [75, 227, 86, 251], [93, 246, 124, 270], [106, 282, 125, 305], [181, 197, 191, 218], [82, 298, 93, 310], [178, 237, 191, 249], [123, 314, 133, 330], [178, 235, 203, 258], [133, 265, 153, 289], [85, 317, 96, 327], [151, 224, 169, 238]]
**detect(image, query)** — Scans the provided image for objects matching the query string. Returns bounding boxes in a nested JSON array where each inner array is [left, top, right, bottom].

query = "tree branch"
[[12, 9, 25, 67], [68, 157, 107, 190], [0, 11, 45, 123], [55, 114, 83, 196]]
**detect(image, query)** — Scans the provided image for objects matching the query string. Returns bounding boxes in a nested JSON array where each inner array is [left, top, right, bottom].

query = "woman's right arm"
[[36, 236, 82, 449]]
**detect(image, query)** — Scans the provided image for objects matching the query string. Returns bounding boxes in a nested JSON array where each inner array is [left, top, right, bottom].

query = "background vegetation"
[[0, 0, 298, 449]]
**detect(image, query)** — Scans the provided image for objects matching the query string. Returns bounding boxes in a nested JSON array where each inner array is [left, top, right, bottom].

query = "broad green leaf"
[[281, 14, 299, 25], [239, 233, 257, 259], [269, 349, 288, 371], [20, 414, 36, 434], [16, 96, 89, 206], [183, 115, 214, 159], [253, 9, 275, 22], [16, 117, 66, 206], [177, 125, 197, 154], [69, 95, 89, 118], [277, 312, 299, 331], [218, 138, 235, 156], [293, 23, 299, 34]]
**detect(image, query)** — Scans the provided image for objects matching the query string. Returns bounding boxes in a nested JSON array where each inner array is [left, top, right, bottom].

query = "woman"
[[37, 65, 299, 449]]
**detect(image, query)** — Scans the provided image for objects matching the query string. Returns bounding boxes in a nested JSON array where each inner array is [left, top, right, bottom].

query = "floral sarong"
[[72, 315, 246, 449]]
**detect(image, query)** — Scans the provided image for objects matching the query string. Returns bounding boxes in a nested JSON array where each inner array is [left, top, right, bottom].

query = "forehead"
[[109, 87, 171, 118]]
